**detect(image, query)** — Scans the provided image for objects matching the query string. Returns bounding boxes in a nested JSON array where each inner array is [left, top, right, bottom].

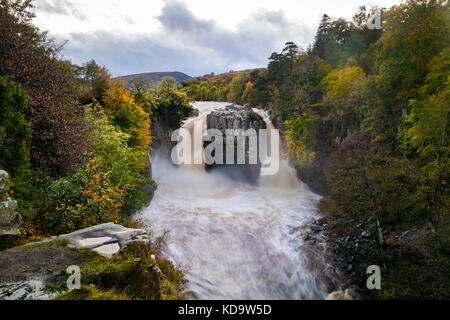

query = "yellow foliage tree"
[[102, 86, 151, 149], [59, 156, 131, 232]]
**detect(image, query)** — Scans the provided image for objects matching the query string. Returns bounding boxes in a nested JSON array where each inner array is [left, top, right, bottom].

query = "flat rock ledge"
[[24, 223, 150, 258], [0, 224, 150, 300]]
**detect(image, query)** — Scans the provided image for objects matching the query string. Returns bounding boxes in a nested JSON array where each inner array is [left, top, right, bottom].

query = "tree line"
[[183, 0, 449, 298]]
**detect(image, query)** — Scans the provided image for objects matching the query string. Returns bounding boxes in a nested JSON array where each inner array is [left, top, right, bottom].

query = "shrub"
[[83, 106, 152, 214], [81, 242, 186, 300], [49, 156, 129, 233]]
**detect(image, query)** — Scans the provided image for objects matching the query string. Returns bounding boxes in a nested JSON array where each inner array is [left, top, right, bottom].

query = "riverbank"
[[313, 187, 450, 300]]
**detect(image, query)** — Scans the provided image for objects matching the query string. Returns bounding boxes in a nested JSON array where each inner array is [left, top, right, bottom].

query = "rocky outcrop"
[[0, 281, 57, 300], [26, 223, 150, 258], [0, 170, 23, 249], [207, 104, 266, 132], [205, 104, 267, 184], [0, 223, 155, 300], [318, 215, 384, 299], [151, 108, 199, 153], [190, 108, 200, 118]]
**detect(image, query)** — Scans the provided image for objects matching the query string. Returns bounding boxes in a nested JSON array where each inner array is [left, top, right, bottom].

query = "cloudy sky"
[[33, 0, 401, 77]]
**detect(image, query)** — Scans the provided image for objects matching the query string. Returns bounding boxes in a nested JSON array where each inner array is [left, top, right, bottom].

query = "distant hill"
[[186, 68, 265, 86], [118, 71, 192, 86]]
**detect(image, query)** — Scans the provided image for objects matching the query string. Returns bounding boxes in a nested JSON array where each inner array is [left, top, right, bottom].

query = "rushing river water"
[[139, 102, 333, 300]]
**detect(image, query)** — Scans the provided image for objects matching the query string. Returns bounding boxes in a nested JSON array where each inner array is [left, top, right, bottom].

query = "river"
[[139, 102, 333, 300]]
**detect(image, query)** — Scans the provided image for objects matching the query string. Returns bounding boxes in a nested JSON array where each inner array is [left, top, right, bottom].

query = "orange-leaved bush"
[[57, 156, 132, 232]]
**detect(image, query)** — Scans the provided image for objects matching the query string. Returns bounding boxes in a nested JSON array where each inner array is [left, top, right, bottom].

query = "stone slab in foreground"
[[26, 223, 150, 258]]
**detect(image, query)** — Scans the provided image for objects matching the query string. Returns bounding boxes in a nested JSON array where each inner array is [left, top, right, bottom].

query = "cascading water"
[[138, 102, 333, 300]]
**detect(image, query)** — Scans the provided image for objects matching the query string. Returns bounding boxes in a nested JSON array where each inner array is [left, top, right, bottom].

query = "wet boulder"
[[0, 170, 24, 250]]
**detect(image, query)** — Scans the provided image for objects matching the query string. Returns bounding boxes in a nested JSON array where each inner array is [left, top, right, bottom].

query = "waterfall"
[[138, 102, 333, 300], [253, 109, 302, 190]]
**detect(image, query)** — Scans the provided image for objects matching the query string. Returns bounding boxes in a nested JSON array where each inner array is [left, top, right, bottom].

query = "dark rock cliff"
[[205, 104, 266, 184]]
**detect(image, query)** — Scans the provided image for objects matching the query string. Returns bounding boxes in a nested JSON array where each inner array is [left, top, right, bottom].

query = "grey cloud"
[[36, 0, 86, 20], [57, 0, 314, 76], [156, 0, 214, 32]]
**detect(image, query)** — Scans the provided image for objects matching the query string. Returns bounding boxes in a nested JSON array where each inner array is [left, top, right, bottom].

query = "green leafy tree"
[[376, 0, 449, 101], [0, 77, 31, 177], [285, 113, 320, 165], [399, 48, 450, 252], [154, 78, 192, 130], [227, 75, 247, 104], [157, 76, 177, 97]]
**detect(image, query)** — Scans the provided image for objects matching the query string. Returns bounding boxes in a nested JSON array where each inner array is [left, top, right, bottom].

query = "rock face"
[[205, 104, 267, 184], [263, 106, 281, 130], [0, 171, 23, 246], [190, 108, 200, 118], [207, 104, 266, 132]]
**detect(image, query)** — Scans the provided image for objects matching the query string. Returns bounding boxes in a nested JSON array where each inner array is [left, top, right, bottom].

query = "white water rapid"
[[139, 102, 332, 300]]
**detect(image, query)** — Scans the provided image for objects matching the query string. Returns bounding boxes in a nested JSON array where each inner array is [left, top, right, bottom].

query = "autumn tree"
[[0, 0, 87, 176], [54, 156, 130, 232], [102, 86, 151, 149], [370, 0, 450, 142], [321, 66, 368, 139], [241, 81, 258, 106], [399, 48, 450, 252], [227, 75, 247, 104], [284, 113, 320, 165], [322, 133, 419, 248], [76, 59, 112, 104]]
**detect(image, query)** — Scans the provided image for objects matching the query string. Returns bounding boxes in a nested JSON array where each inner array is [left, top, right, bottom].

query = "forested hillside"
[[183, 1, 449, 299], [0, 1, 192, 238]]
